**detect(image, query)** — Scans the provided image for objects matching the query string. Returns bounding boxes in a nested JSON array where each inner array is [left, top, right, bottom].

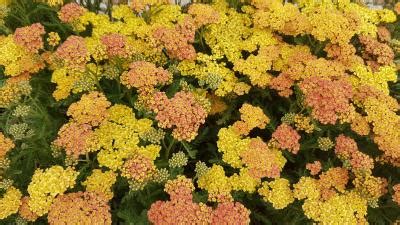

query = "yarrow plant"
[[0, 0, 400, 224]]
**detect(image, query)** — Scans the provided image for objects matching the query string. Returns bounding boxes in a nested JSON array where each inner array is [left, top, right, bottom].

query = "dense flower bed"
[[1, 0, 400, 224]]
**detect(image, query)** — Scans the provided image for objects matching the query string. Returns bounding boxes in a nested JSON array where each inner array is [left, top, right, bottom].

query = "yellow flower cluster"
[[258, 178, 294, 209], [351, 64, 397, 95], [302, 191, 368, 224], [294, 114, 315, 133], [0, 132, 14, 159], [90, 104, 154, 170], [27, 166, 78, 216], [82, 169, 117, 200], [178, 54, 250, 96], [217, 127, 251, 168], [0, 80, 32, 108], [363, 97, 400, 164], [0, 36, 43, 77], [232, 103, 270, 135], [197, 165, 232, 202], [0, 186, 22, 219]]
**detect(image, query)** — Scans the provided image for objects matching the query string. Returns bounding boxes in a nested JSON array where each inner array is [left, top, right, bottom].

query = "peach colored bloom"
[[272, 124, 301, 154]]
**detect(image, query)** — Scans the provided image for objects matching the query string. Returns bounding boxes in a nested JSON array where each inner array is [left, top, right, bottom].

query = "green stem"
[[165, 139, 176, 159]]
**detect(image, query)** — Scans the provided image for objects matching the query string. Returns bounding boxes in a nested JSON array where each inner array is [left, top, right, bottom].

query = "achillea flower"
[[8, 123, 33, 140], [82, 170, 117, 200], [359, 35, 394, 69], [149, 91, 207, 141], [348, 151, 374, 174], [47, 32, 60, 47], [58, 3, 87, 23], [293, 177, 320, 200], [18, 197, 38, 222], [217, 127, 251, 168], [324, 43, 362, 67], [121, 154, 155, 183], [0, 132, 14, 159], [148, 176, 212, 225], [195, 161, 209, 178], [300, 77, 353, 125], [258, 178, 294, 209], [13, 23, 45, 54], [130, 0, 170, 12], [48, 191, 111, 225], [377, 26, 391, 43], [306, 161, 322, 176], [302, 191, 368, 225], [232, 103, 269, 136], [393, 184, 400, 205], [67, 91, 111, 126], [153, 17, 196, 61], [152, 168, 170, 184], [55, 36, 89, 70], [350, 113, 370, 136], [211, 202, 251, 225], [53, 122, 93, 159], [240, 138, 286, 179], [100, 33, 129, 58], [317, 137, 334, 151], [169, 151, 188, 168], [269, 73, 294, 97], [91, 105, 152, 170], [335, 135, 358, 160], [318, 167, 349, 200], [12, 105, 30, 117], [294, 114, 314, 133], [208, 94, 227, 115], [197, 165, 232, 201], [229, 168, 260, 193], [271, 124, 301, 154], [187, 3, 219, 28], [353, 175, 387, 204], [120, 61, 171, 90], [27, 166, 78, 216], [0, 81, 32, 108], [0, 186, 22, 219], [395, 3, 400, 15], [0, 36, 44, 76]]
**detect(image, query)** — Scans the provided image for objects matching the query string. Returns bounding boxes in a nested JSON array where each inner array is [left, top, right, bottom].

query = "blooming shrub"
[[0, 0, 400, 224]]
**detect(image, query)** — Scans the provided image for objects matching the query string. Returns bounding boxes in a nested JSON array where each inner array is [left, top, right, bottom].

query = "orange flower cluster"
[[55, 36, 89, 70], [317, 167, 349, 200], [232, 103, 269, 135], [269, 73, 294, 97], [13, 23, 45, 54], [306, 161, 322, 176], [66, 91, 111, 126], [149, 91, 207, 141], [241, 139, 282, 179], [300, 77, 353, 125], [120, 61, 172, 90], [148, 176, 250, 225], [121, 154, 155, 183], [359, 35, 394, 70], [0, 132, 14, 159], [100, 33, 129, 58], [18, 197, 38, 222], [58, 3, 87, 23], [393, 184, 400, 205], [153, 17, 196, 61], [271, 124, 301, 154], [53, 122, 93, 159], [187, 3, 220, 28], [47, 191, 111, 225], [335, 135, 374, 173]]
